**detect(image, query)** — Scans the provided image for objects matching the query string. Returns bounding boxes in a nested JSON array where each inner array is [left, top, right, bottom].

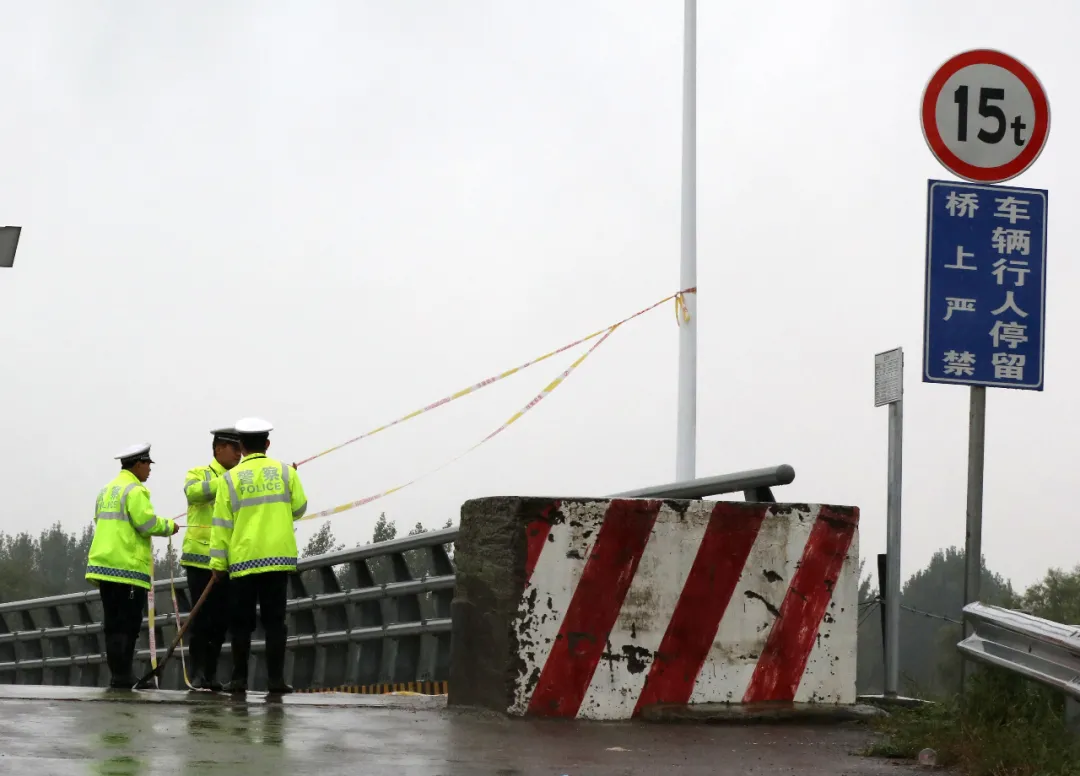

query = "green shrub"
[[867, 666, 1080, 776]]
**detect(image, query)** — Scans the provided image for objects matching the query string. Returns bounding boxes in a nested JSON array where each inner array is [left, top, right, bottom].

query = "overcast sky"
[[0, 1, 1072, 591]]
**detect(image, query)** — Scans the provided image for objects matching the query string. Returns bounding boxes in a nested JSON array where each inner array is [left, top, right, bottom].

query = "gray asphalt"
[[0, 686, 920, 775]]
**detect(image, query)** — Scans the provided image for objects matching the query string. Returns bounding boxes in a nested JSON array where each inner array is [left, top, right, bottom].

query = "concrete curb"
[[857, 694, 934, 711], [640, 702, 888, 724]]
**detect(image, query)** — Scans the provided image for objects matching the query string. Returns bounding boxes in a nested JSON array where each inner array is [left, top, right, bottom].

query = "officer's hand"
[[291, 462, 299, 471], [171, 522, 180, 535]]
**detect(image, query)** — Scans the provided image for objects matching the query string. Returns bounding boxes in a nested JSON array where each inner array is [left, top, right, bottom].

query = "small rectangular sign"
[[875, 347, 904, 407]]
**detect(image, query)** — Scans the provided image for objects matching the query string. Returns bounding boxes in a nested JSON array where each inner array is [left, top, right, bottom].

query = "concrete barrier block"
[[448, 497, 860, 720]]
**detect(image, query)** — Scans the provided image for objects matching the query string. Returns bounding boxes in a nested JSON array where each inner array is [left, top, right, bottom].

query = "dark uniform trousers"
[[99, 581, 146, 685], [229, 571, 289, 684], [184, 566, 230, 683]]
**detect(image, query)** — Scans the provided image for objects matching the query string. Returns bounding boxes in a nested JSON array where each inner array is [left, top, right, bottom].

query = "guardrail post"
[[285, 574, 313, 691], [347, 557, 383, 688], [388, 551, 421, 684], [429, 541, 454, 682]]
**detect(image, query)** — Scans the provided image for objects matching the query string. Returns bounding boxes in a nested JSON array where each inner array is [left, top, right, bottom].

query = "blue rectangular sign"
[[923, 179, 1048, 390]]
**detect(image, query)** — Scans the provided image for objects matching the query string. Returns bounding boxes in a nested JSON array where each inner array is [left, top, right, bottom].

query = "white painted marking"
[[577, 502, 710, 720], [509, 500, 603, 714], [794, 526, 859, 704], [688, 504, 816, 704]]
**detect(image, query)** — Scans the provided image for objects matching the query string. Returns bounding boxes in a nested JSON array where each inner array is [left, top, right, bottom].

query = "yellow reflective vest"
[[86, 470, 176, 590], [209, 453, 308, 579], [181, 459, 227, 570]]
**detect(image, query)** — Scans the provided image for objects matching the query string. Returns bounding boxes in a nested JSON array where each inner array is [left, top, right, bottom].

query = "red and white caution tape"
[[291, 288, 695, 468], [297, 323, 621, 523]]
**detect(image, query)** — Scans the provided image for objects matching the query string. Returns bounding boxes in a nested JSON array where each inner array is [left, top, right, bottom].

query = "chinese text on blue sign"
[[923, 179, 1048, 390]]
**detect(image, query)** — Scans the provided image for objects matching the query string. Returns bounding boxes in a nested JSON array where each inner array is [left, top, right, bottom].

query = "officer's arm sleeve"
[[127, 488, 176, 537], [209, 483, 233, 572], [183, 468, 214, 505], [289, 466, 307, 520]]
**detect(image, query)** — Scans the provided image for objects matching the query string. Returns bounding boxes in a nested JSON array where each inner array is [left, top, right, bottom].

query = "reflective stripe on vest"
[[86, 564, 151, 585], [184, 468, 213, 501], [228, 556, 297, 575]]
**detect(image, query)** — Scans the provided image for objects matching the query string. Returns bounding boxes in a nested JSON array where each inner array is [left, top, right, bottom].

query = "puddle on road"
[[79, 703, 300, 775]]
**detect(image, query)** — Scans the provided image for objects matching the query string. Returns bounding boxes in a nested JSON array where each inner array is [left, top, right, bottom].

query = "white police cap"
[[115, 443, 154, 463], [234, 417, 273, 435], [210, 426, 240, 442]]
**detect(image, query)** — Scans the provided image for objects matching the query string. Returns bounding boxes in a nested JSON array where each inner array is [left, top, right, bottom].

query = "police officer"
[[86, 443, 179, 689], [210, 417, 307, 694], [181, 427, 242, 690]]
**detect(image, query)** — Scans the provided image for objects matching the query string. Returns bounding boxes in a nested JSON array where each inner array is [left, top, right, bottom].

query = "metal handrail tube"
[[609, 464, 796, 499], [0, 575, 457, 647]]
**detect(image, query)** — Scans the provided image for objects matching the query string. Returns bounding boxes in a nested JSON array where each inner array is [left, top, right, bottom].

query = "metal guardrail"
[[958, 602, 1080, 700], [0, 529, 456, 692], [0, 465, 796, 691]]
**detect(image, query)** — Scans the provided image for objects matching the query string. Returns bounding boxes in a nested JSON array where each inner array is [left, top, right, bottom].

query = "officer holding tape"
[[86, 443, 179, 689], [210, 417, 308, 694], [181, 426, 242, 690]]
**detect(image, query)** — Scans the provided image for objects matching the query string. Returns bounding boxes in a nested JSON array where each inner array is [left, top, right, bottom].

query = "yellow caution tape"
[[168, 286, 696, 526], [297, 323, 620, 523], [675, 291, 693, 325], [293, 287, 695, 468]]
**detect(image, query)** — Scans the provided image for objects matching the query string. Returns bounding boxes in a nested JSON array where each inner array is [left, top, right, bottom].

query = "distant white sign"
[[875, 348, 904, 407]]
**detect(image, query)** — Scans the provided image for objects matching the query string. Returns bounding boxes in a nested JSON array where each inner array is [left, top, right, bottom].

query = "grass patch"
[[865, 667, 1080, 775]]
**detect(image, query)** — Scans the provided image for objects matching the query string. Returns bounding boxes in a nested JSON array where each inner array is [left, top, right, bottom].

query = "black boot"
[[203, 639, 224, 692], [188, 637, 208, 690], [128, 633, 156, 689], [224, 635, 250, 693], [265, 631, 292, 695], [106, 634, 134, 690]]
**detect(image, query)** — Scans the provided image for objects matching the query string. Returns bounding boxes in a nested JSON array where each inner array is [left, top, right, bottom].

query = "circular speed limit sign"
[[921, 49, 1050, 183]]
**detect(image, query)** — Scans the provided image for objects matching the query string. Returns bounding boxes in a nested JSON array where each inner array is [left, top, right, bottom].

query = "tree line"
[[856, 546, 1080, 698]]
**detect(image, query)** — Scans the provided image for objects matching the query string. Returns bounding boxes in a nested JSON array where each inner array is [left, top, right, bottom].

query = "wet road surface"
[[0, 686, 920, 775]]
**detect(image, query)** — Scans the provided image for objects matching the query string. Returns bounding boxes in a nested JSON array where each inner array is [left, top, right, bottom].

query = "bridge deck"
[[0, 686, 917, 775]]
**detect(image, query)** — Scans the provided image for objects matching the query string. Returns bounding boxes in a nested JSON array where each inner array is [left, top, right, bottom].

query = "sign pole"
[[675, 0, 697, 482], [885, 395, 903, 696], [919, 48, 1051, 695], [875, 347, 904, 697], [961, 385, 986, 690]]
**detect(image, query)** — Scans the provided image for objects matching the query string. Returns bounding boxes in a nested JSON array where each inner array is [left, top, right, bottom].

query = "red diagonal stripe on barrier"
[[524, 502, 559, 583], [632, 502, 768, 715], [742, 506, 858, 703], [526, 499, 661, 717]]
